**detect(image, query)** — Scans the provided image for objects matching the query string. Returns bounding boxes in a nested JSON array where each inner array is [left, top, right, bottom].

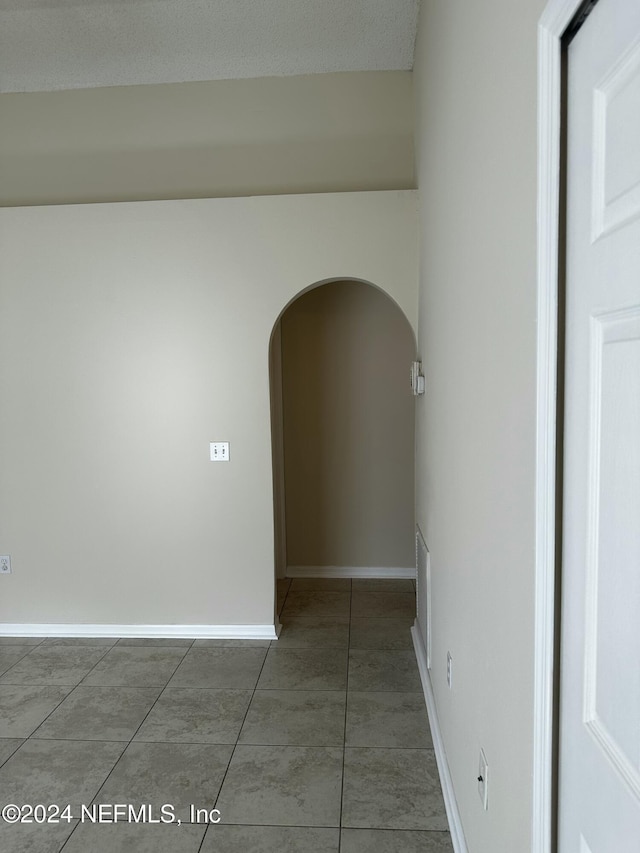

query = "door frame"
[[534, 1, 593, 851]]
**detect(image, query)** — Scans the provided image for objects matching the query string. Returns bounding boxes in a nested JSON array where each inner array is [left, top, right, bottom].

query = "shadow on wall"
[[269, 279, 417, 580]]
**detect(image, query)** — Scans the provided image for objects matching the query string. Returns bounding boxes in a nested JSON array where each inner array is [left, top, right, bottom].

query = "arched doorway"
[[269, 279, 416, 623]]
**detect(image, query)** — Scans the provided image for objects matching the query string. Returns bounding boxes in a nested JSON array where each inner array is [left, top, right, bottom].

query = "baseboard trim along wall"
[[286, 565, 417, 579], [412, 621, 469, 853], [0, 624, 280, 640]]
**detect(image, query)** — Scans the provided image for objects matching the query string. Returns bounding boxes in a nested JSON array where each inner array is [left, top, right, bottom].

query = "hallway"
[[0, 578, 452, 852]]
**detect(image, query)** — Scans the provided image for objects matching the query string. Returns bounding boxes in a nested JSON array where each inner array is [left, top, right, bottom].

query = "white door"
[[559, 0, 640, 849]]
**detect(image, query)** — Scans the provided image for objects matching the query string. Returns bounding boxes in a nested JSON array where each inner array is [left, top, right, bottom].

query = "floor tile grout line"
[[212, 643, 272, 817], [199, 821, 453, 832], [4, 735, 438, 750], [7, 643, 119, 745], [280, 615, 415, 620], [210, 582, 350, 835], [0, 739, 25, 771], [338, 578, 353, 851], [115, 640, 196, 649], [68, 642, 131, 689], [226, 823, 449, 831], [44, 651, 191, 850], [116, 649, 192, 744], [56, 818, 80, 852], [24, 681, 183, 742], [44, 817, 449, 834], [0, 640, 114, 687], [64, 643, 194, 839], [194, 814, 210, 852], [253, 687, 354, 693], [12, 736, 132, 745], [0, 644, 42, 677], [194, 825, 208, 852], [39, 644, 190, 745], [2, 655, 419, 688], [21, 684, 100, 741], [338, 745, 438, 752], [0, 638, 46, 648], [132, 739, 347, 748]]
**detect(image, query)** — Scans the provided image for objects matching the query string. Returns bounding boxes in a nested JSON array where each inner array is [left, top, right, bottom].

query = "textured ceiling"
[[0, 0, 420, 93]]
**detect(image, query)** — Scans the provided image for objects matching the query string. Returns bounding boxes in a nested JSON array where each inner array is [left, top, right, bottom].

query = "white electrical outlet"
[[446, 651, 452, 688], [0, 556, 11, 575], [209, 442, 230, 462], [478, 749, 489, 810]]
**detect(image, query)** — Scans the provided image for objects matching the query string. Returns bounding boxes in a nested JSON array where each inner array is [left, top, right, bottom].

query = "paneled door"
[[559, 0, 640, 849]]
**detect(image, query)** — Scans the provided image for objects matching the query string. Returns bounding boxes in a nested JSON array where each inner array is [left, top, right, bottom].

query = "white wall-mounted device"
[[209, 442, 230, 462], [478, 748, 489, 810], [410, 361, 426, 396]]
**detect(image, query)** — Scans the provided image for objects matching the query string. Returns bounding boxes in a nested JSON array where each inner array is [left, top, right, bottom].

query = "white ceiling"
[[0, 0, 420, 94]]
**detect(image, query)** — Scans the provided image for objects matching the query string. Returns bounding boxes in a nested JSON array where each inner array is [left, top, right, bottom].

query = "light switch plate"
[[210, 442, 230, 462]]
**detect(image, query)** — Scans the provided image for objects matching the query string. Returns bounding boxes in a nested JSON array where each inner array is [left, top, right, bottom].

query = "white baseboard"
[[0, 623, 279, 640], [412, 622, 468, 853], [286, 565, 417, 579]]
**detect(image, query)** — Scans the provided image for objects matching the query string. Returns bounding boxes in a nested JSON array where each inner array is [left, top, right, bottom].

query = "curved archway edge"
[[269, 277, 417, 353]]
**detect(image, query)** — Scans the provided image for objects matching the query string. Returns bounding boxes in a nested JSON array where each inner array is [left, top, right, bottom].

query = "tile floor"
[[0, 577, 453, 852]]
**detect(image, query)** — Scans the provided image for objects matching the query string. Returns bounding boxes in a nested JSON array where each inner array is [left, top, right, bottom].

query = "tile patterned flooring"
[[0, 577, 453, 852]]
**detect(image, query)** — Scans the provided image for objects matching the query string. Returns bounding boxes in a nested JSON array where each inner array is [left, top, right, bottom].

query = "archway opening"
[[269, 279, 416, 623]]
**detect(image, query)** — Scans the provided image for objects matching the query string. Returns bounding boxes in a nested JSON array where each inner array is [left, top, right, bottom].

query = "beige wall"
[[413, 1, 544, 850], [0, 191, 417, 629], [0, 72, 414, 206], [279, 280, 416, 570]]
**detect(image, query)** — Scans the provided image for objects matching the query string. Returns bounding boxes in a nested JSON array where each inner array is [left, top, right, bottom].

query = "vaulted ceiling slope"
[[0, 0, 420, 93]]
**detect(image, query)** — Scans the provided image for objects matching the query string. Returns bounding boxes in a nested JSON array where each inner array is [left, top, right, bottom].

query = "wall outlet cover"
[[0, 556, 11, 574]]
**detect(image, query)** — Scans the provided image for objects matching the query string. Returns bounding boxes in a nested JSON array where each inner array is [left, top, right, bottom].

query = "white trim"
[[411, 622, 468, 853], [286, 565, 417, 579], [0, 623, 279, 640], [535, 2, 585, 851]]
